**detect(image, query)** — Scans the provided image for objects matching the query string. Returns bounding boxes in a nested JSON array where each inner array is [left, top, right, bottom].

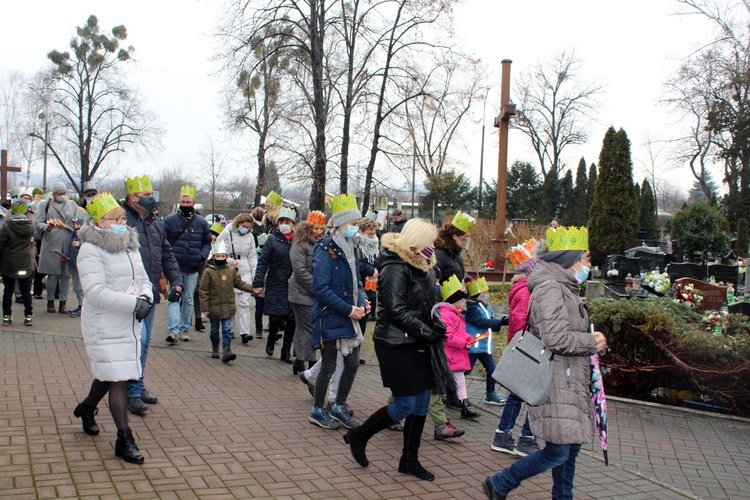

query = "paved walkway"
[[1, 301, 749, 499]]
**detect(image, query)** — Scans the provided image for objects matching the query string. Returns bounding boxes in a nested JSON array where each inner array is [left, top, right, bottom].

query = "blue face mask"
[[55, 195, 67, 203], [110, 224, 127, 235], [574, 265, 590, 284], [343, 225, 359, 239], [238, 226, 250, 235]]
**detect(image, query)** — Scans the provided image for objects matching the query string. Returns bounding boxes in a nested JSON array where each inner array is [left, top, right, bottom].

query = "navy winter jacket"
[[252, 228, 293, 317], [163, 212, 212, 273], [464, 296, 507, 354], [311, 236, 368, 348]]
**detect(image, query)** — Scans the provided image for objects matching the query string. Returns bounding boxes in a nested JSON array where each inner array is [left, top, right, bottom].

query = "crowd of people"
[[0, 177, 608, 498]]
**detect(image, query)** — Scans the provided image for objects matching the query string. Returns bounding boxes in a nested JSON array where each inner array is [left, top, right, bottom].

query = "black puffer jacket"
[[435, 246, 465, 282], [373, 233, 442, 348], [252, 227, 293, 317]]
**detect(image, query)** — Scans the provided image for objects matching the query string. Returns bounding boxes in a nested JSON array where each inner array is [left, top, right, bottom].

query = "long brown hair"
[[435, 223, 466, 253]]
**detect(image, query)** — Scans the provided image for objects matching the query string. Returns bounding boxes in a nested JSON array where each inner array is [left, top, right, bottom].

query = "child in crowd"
[[199, 241, 254, 363], [67, 207, 89, 318], [0, 198, 35, 327], [491, 240, 541, 456], [438, 275, 480, 420], [463, 276, 509, 406]]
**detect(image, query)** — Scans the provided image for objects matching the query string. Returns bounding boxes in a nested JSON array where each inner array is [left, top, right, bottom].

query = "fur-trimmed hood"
[[78, 220, 140, 254], [379, 232, 436, 272]]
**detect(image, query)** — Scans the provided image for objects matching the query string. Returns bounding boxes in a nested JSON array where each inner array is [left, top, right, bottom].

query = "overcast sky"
[[0, 0, 715, 196]]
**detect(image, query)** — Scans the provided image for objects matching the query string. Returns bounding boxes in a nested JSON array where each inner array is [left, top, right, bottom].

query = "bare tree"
[[198, 137, 227, 216], [153, 165, 193, 215], [513, 50, 603, 180]]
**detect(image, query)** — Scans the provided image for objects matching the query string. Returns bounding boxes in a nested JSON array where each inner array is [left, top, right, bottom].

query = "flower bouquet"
[[702, 309, 729, 335], [643, 270, 670, 294], [480, 260, 495, 271], [673, 282, 703, 308]]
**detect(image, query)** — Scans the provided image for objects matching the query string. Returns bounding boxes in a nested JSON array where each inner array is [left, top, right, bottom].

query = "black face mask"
[[179, 205, 195, 217], [214, 258, 227, 267], [137, 196, 157, 212]]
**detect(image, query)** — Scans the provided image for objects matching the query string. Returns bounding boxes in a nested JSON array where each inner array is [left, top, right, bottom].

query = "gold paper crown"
[[365, 210, 378, 221], [546, 226, 589, 252], [87, 193, 121, 222], [451, 211, 476, 233], [440, 275, 466, 301], [210, 222, 224, 235], [279, 206, 297, 222], [307, 210, 326, 226], [330, 193, 357, 214], [180, 185, 197, 199], [124, 175, 153, 195], [266, 191, 283, 206], [507, 239, 537, 267], [466, 277, 489, 296]]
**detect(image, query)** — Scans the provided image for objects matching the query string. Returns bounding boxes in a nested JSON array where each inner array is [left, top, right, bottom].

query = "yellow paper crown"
[[466, 277, 489, 296], [266, 191, 283, 206], [507, 239, 537, 267], [87, 193, 121, 222], [279, 206, 297, 222], [546, 226, 589, 252], [451, 211, 476, 233], [307, 210, 326, 226], [180, 185, 197, 199], [440, 275, 466, 301], [330, 193, 357, 214], [124, 175, 153, 195], [210, 222, 225, 235]]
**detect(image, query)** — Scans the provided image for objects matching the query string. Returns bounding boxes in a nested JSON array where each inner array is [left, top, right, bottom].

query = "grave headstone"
[[706, 263, 740, 289], [629, 249, 666, 273], [728, 301, 750, 317], [675, 278, 727, 313], [606, 255, 641, 285], [667, 262, 705, 283]]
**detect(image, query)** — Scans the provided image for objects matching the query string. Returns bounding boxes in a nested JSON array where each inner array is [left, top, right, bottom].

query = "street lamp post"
[[411, 140, 416, 219], [479, 89, 489, 212]]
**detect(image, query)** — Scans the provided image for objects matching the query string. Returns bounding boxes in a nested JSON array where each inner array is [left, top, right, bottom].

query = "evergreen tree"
[[569, 158, 588, 226], [540, 167, 561, 225], [586, 162, 597, 213], [477, 179, 497, 219], [688, 171, 719, 203], [588, 127, 639, 261], [736, 218, 749, 258], [639, 179, 658, 239], [558, 169, 574, 225], [672, 202, 730, 261], [506, 160, 542, 221], [423, 170, 475, 215]]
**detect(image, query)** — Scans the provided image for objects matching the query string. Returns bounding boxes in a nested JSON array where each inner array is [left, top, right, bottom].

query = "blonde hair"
[[358, 218, 378, 232], [398, 218, 437, 251], [266, 203, 281, 225]]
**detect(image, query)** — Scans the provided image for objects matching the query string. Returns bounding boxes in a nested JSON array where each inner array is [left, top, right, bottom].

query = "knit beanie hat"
[[540, 249, 583, 270], [51, 181, 67, 194], [330, 194, 362, 227]]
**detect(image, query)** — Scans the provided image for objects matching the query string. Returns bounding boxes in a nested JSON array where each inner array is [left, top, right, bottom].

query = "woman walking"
[[344, 218, 443, 481], [483, 226, 608, 499], [72, 193, 153, 464]]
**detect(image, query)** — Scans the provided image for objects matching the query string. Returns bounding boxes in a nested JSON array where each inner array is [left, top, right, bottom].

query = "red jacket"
[[507, 276, 530, 343]]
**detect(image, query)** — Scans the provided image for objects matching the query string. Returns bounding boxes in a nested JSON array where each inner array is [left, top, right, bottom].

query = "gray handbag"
[[492, 310, 554, 406]]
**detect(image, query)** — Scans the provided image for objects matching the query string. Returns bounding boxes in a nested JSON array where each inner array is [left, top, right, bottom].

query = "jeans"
[[128, 305, 156, 398], [46, 268, 70, 301], [306, 351, 343, 402], [498, 391, 532, 437], [312, 340, 359, 408], [387, 389, 430, 421], [209, 318, 233, 349], [490, 443, 582, 499], [70, 269, 83, 307], [167, 271, 198, 334], [3, 275, 32, 316], [467, 352, 496, 393]]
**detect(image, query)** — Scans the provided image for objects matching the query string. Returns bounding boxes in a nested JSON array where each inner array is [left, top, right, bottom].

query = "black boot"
[[280, 345, 293, 364], [195, 318, 206, 332], [73, 401, 99, 435], [460, 399, 480, 420], [308, 361, 315, 370], [444, 391, 461, 410], [292, 359, 305, 375], [222, 347, 236, 363], [343, 406, 396, 467], [265, 333, 275, 357], [211, 343, 220, 359], [115, 427, 144, 464], [398, 415, 435, 481]]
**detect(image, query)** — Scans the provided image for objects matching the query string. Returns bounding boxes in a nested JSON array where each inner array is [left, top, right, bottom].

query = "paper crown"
[[266, 191, 283, 206], [212, 240, 229, 256], [546, 226, 589, 252], [210, 222, 225, 235], [440, 275, 466, 301], [124, 175, 152, 195], [330, 193, 357, 214], [451, 211, 476, 233], [279, 206, 297, 222], [73, 206, 90, 222], [257, 233, 268, 246], [466, 277, 489, 296], [83, 181, 97, 194], [307, 210, 326, 226], [180, 185, 197, 199], [507, 239, 537, 267], [365, 210, 378, 221], [87, 193, 121, 222], [11, 198, 28, 214]]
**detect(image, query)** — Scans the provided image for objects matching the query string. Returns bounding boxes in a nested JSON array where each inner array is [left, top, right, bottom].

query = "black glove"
[[167, 288, 182, 303], [499, 315, 509, 327], [134, 298, 152, 322]]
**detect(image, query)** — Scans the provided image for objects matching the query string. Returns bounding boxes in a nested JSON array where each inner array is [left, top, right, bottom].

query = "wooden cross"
[[1, 150, 21, 201]]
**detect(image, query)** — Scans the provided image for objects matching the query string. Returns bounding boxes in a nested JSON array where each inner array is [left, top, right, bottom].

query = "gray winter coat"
[[35, 198, 78, 275], [526, 259, 598, 445], [288, 236, 316, 306]]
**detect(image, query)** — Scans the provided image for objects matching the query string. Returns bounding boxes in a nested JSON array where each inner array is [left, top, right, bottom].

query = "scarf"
[[356, 234, 380, 265], [332, 229, 363, 356]]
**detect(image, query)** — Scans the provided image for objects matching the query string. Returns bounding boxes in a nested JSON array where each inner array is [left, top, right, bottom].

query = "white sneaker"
[[179, 331, 191, 342]]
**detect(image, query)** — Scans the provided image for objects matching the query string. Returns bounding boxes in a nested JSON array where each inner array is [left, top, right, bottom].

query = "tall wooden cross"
[[1, 150, 21, 201]]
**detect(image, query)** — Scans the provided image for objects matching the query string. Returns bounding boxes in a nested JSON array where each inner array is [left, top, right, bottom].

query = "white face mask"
[[278, 224, 293, 235]]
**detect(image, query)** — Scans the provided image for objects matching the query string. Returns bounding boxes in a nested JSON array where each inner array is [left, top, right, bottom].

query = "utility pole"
[[493, 59, 516, 269], [411, 140, 416, 219]]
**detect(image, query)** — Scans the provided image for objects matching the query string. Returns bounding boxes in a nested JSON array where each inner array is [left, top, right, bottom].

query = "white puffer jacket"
[[218, 222, 257, 292], [78, 221, 153, 382]]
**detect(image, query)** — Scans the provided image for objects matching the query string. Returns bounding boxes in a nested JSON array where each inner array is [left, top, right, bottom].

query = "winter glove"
[[499, 315, 509, 327], [167, 288, 182, 303], [134, 298, 152, 322]]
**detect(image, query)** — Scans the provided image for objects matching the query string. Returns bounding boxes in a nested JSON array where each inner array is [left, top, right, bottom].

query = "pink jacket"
[[507, 276, 530, 343], [439, 304, 473, 371]]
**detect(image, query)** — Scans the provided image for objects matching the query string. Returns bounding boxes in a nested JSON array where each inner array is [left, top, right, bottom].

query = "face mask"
[[343, 225, 359, 239], [85, 196, 94, 204], [214, 258, 227, 266], [278, 224, 293, 235], [419, 246, 435, 260], [110, 224, 127, 235], [137, 196, 157, 212], [574, 264, 590, 284], [463, 240, 471, 251], [179, 205, 195, 216], [55, 195, 66, 203], [238, 226, 250, 235]]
